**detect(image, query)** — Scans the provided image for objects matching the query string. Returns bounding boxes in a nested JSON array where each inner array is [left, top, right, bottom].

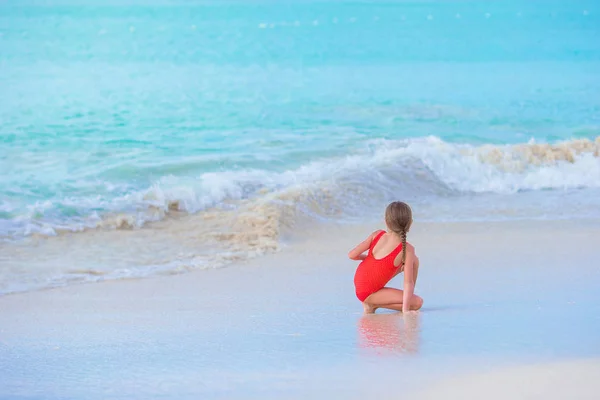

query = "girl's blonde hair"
[[384, 201, 412, 264]]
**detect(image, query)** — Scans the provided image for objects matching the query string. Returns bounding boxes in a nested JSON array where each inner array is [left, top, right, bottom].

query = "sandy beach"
[[416, 358, 600, 400], [2, 219, 599, 399]]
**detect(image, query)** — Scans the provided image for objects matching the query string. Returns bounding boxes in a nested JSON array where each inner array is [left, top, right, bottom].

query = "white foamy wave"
[[403, 136, 600, 193], [2, 136, 599, 239]]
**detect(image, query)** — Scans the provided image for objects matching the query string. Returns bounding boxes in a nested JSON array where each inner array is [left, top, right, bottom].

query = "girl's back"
[[353, 231, 404, 302], [371, 232, 405, 266]]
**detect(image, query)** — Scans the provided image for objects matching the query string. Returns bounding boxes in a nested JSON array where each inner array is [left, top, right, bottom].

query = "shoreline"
[[1, 216, 599, 297]]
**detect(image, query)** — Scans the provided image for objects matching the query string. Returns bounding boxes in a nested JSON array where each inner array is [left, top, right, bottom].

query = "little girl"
[[349, 201, 423, 314]]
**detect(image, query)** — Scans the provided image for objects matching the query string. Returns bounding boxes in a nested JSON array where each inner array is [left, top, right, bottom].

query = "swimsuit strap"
[[368, 231, 386, 255], [388, 240, 404, 260], [370, 231, 404, 261]]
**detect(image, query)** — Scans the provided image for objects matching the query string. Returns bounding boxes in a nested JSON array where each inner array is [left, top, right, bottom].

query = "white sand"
[[1, 220, 600, 399], [415, 358, 600, 400]]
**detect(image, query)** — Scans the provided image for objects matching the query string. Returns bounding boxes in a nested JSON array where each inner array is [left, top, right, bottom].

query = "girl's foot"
[[363, 302, 377, 314]]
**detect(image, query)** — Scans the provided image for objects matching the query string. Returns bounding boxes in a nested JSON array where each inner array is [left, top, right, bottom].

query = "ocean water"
[[1, 0, 599, 294]]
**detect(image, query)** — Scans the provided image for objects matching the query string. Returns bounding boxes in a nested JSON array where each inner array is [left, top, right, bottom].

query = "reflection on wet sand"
[[358, 312, 420, 355]]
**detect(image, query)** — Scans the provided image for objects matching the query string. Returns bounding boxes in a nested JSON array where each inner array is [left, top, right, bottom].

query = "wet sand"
[[415, 358, 600, 400], [1, 219, 600, 399]]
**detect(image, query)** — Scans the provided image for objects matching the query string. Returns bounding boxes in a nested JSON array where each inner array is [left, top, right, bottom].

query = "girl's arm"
[[402, 248, 416, 313], [348, 230, 383, 261]]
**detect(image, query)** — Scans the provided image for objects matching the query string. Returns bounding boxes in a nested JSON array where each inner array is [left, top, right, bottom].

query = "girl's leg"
[[363, 287, 423, 314]]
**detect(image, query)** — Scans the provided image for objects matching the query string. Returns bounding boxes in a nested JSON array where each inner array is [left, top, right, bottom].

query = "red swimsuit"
[[353, 231, 404, 302]]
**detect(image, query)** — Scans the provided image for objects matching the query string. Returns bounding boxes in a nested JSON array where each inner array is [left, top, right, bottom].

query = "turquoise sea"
[[1, 0, 599, 293]]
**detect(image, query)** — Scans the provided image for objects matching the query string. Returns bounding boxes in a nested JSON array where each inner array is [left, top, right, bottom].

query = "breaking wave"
[[3, 136, 599, 239]]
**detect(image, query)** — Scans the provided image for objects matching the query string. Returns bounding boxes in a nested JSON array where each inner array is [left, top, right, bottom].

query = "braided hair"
[[384, 201, 412, 265]]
